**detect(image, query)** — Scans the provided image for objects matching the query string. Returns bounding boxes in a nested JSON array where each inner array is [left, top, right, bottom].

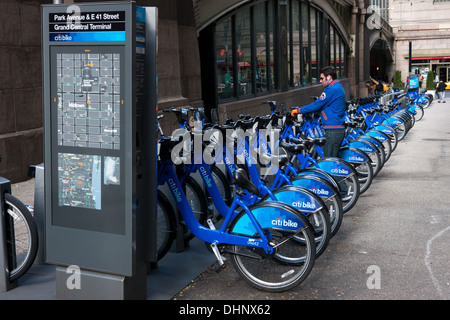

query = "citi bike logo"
[[199, 166, 213, 188], [54, 33, 73, 41], [168, 178, 182, 203], [348, 156, 364, 162], [311, 187, 329, 196], [291, 200, 316, 209], [330, 167, 349, 175], [272, 218, 298, 228]]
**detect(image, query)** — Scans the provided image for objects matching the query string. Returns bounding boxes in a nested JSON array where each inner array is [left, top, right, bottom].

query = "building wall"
[[0, 0, 52, 183], [389, 0, 450, 83], [0, 0, 201, 182]]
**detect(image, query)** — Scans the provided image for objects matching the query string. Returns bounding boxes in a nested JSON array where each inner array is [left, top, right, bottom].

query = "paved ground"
[[7, 97, 450, 300], [172, 98, 450, 300]]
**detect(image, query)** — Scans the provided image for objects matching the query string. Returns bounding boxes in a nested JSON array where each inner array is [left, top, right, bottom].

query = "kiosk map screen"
[[56, 52, 121, 149]]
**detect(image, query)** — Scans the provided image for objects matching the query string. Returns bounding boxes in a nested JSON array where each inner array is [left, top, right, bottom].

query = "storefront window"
[[255, 2, 268, 93], [236, 9, 252, 97], [213, 0, 347, 103], [216, 18, 234, 100], [310, 7, 318, 83], [291, 0, 300, 86], [268, 0, 276, 90], [301, 1, 310, 85], [330, 25, 335, 70]]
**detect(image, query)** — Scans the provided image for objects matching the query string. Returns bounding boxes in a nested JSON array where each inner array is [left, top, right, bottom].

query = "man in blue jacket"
[[291, 66, 346, 157]]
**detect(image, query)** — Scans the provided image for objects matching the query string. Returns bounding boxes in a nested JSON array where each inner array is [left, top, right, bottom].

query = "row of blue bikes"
[[155, 87, 432, 292]]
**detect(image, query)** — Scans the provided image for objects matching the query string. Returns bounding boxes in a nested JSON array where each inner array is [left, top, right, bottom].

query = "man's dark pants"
[[323, 128, 348, 196]]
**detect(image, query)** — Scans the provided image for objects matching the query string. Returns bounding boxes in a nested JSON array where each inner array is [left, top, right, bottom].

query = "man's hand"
[[290, 108, 299, 117]]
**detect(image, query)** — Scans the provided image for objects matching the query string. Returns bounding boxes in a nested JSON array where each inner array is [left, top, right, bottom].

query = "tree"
[[426, 70, 435, 90], [394, 70, 402, 89]]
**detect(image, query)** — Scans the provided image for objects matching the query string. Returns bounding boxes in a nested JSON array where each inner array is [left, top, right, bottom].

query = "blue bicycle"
[[157, 135, 317, 292]]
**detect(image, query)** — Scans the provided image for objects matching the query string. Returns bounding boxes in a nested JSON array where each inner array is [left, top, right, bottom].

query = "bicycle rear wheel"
[[228, 202, 316, 292], [3, 193, 38, 282]]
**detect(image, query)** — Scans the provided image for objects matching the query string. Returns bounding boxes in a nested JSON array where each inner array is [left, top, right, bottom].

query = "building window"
[[214, 0, 347, 103], [235, 9, 252, 97], [301, 1, 310, 85], [291, 0, 300, 86], [216, 18, 234, 100], [310, 6, 318, 83], [254, 2, 269, 93]]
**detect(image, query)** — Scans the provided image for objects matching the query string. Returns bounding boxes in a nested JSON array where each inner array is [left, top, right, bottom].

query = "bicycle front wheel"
[[156, 190, 176, 261], [3, 193, 38, 282], [228, 202, 316, 292]]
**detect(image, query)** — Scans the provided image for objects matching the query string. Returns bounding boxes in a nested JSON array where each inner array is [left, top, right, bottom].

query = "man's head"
[[319, 66, 337, 87]]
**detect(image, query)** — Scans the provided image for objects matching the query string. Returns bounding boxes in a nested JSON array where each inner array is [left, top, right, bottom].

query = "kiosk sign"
[[42, 1, 157, 280], [49, 10, 126, 42]]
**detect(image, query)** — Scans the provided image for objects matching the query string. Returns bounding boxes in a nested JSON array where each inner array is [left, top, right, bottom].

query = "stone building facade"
[[389, 0, 450, 84]]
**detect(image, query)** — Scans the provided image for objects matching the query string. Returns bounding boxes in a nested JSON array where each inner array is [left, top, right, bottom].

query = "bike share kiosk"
[[42, 1, 157, 299]]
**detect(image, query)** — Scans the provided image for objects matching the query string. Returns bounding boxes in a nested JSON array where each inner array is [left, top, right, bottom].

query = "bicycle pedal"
[[206, 218, 216, 230], [215, 263, 226, 273]]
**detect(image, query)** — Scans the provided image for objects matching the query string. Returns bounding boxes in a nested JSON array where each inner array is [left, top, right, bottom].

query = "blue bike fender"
[[348, 140, 376, 153], [365, 130, 387, 142], [383, 118, 402, 127], [290, 178, 335, 198], [265, 186, 324, 213], [374, 125, 394, 135], [338, 147, 369, 164], [418, 95, 427, 103], [315, 157, 356, 177], [231, 202, 305, 235], [357, 135, 382, 148]]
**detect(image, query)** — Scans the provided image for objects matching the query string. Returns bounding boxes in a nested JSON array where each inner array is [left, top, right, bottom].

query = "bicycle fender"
[[297, 168, 340, 191], [365, 130, 387, 142], [347, 140, 376, 154], [289, 175, 337, 199], [315, 157, 357, 177], [382, 117, 403, 127], [263, 185, 324, 213], [338, 147, 369, 164], [374, 124, 395, 135], [230, 201, 307, 236], [357, 135, 382, 149]]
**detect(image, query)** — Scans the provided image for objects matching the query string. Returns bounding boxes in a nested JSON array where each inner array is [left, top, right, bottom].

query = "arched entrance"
[[370, 38, 393, 83]]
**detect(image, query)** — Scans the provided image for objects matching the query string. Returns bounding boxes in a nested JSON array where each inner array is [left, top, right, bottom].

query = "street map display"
[[58, 153, 102, 210], [56, 51, 121, 149]]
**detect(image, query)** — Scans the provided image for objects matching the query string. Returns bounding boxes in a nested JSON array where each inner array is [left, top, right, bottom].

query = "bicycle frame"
[[158, 158, 306, 255]]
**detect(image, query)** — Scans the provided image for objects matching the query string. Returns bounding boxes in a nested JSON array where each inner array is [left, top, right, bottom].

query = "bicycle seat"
[[280, 141, 305, 154], [259, 152, 289, 167], [233, 168, 260, 196], [313, 137, 327, 146]]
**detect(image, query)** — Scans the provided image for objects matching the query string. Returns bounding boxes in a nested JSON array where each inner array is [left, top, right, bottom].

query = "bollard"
[[0, 177, 18, 292]]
